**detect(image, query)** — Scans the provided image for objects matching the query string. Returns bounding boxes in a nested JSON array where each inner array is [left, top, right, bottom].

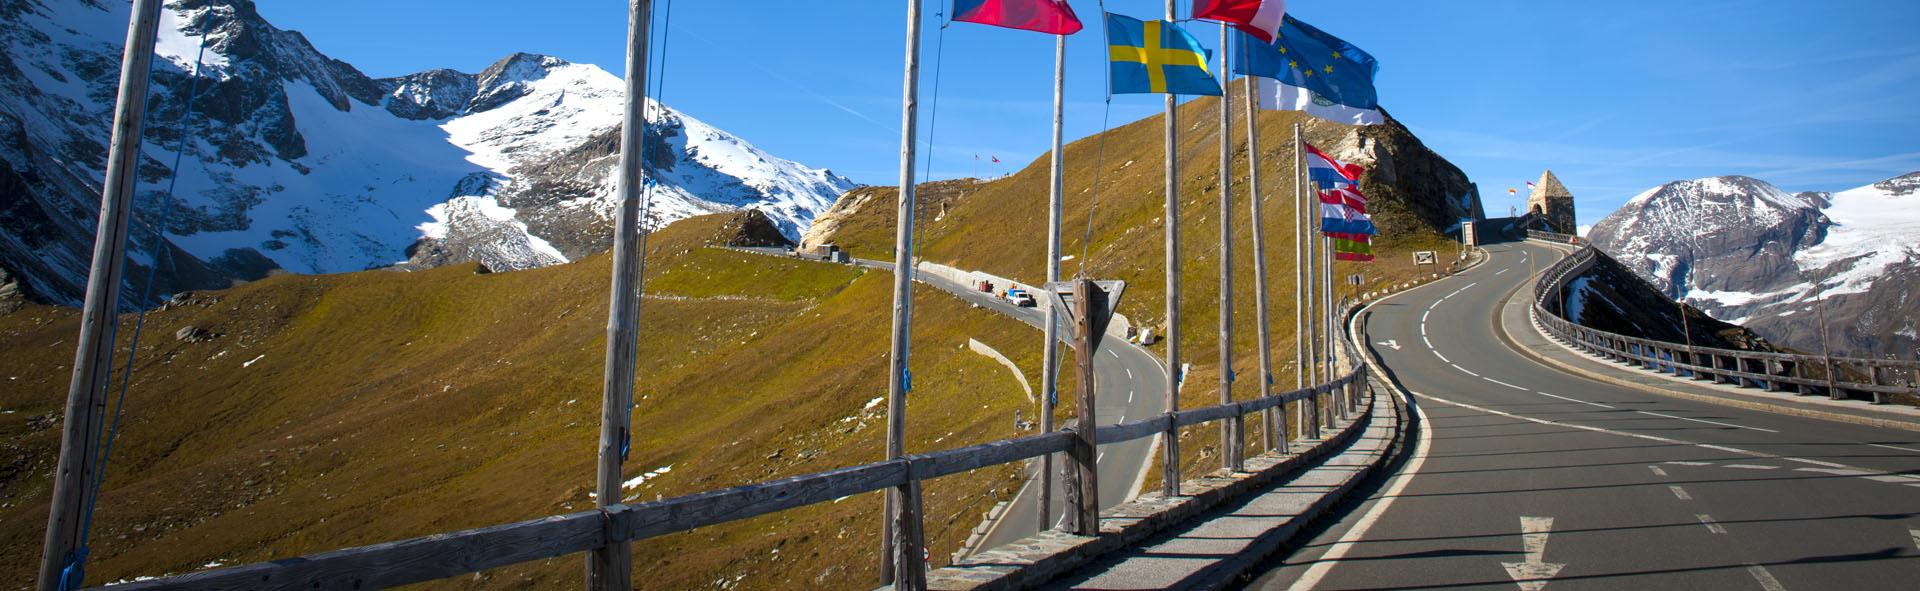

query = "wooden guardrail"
[[1530, 245, 1918, 405], [107, 367, 1366, 590]]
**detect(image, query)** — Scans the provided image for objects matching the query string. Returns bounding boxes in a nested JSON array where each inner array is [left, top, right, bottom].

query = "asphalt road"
[[734, 248, 1167, 551], [1242, 241, 1920, 591]]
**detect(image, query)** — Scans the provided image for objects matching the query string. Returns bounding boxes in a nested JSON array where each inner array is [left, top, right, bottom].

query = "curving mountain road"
[[1244, 241, 1920, 591], [735, 248, 1167, 551]]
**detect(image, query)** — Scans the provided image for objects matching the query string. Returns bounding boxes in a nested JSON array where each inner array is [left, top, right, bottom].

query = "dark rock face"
[[1560, 249, 1773, 352], [1333, 113, 1482, 239]]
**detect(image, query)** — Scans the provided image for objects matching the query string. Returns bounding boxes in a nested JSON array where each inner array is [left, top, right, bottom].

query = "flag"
[[1106, 13, 1223, 96], [1231, 18, 1382, 125], [1328, 232, 1375, 261], [1508, 187, 1517, 196], [1305, 141, 1377, 235], [991, 156, 1000, 163], [953, 0, 1083, 35], [1526, 180, 1536, 189], [1193, 0, 1287, 43]]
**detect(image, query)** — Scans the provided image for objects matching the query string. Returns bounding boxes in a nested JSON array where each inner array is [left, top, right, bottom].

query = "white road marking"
[[1746, 564, 1788, 591], [1786, 458, 1846, 468], [1484, 377, 1528, 391], [1453, 365, 1481, 377], [1669, 485, 1693, 500], [1109, 349, 1121, 359], [1696, 514, 1727, 534], [1636, 412, 1779, 433], [1287, 388, 1431, 591], [1500, 516, 1567, 591], [1415, 394, 1920, 489], [1723, 464, 1779, 470], [1649, 465, 1669, 477], [1421, 310, 1432, 323], [1664, 461, 1713, 466], [1125, 368, 1133, 380], [1426, 339, 1441, 356], [1869, 443, 1920, 453], [1420, 323, 1428, 337], [1128, 389, 1135, 403], [1495, 268, 1510, 275], [1377, 340, 1402, 350], [1795, 466, 1873, 477], [1910, 527, 1920, 551], [1535, 391, 1615, 409]]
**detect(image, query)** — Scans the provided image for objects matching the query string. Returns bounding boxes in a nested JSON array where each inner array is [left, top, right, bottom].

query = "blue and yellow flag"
[[1106, 13, 1221, 96], [1231, 17, 1382, 124]]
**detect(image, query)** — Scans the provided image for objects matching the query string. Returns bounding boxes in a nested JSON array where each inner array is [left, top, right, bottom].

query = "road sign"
[[1414, 251, 1438, 265], [1348, 273, 1364, 287], [1045, 280, 1126, 345]]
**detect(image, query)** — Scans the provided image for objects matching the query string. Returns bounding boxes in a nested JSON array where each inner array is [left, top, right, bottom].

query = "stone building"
[[1526, 170, 1578, 235]]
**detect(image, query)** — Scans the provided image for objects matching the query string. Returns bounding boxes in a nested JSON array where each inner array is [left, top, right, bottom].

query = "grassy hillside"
[[806, 89, 1475, 481], [0, 211, 1050, 589]]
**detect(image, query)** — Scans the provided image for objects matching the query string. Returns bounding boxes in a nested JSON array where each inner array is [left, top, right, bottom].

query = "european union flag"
[[1233, 16, 1382, 125], [1106, 13, 1221, 96]]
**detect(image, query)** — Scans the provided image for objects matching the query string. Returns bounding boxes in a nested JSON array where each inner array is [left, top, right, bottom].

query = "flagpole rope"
[[1076, 1, 1115, 277], [623, 0, 671, 460]]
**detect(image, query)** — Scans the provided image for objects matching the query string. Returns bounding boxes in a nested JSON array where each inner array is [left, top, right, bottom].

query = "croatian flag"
[[1194, 0, 1287, 43], [1306, 142, 1377, 235], [953, 0, 1083, 35]]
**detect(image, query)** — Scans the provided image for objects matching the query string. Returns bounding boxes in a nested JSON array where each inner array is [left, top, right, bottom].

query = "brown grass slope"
[[0, 211, 1046, 589], [804, 88, 1475, 482]]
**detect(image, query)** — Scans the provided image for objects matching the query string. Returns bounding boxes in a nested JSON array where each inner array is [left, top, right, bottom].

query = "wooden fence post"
[[891, 475, 926, 590], [1066, 278, 1101, 535]]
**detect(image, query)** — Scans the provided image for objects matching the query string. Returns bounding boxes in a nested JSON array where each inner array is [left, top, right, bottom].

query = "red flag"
[[1193, 0, 1287, 43], [953, 0, 1083, 35], [991, 156, 1000, 163]]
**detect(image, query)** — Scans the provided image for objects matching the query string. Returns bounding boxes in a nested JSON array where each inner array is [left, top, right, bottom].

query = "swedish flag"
[[1106, 13, 1222, 96]]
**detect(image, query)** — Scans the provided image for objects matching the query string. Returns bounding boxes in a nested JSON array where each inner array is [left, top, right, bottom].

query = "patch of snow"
[[1795, 178, 1920, 298], [863, 396, 884, 410], [241, 354, 265, 368], [1565, 276, 1592, 322]]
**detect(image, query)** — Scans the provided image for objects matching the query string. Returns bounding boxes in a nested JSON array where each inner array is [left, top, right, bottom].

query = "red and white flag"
[[1193, 0, 1287, 43]]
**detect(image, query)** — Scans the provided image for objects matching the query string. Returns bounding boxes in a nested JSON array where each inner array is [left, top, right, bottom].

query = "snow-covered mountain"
[[0, 0, 853, 306], [1587, 173, 1920, 358]]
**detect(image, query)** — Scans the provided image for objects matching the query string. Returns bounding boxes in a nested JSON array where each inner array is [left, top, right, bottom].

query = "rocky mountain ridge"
[[0, 0, 853, 307], [1587, 172, 1920, 359]]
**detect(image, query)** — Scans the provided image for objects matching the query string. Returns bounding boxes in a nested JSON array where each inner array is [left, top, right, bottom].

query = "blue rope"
[[67, 36, 210, 591]]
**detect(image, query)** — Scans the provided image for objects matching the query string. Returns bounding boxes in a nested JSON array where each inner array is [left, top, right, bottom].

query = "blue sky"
[[257, 1, 1920, 226]]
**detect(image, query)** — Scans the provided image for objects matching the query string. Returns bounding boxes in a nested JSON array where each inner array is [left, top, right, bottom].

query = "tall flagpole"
[[882, 0, 924, 585], [1290, 122, 1305, 438], [1246, 77, 1284, 453], [1215, 25, 1238, 473], [39, 2, 162, 589], [1159, 0, 1184, 498], [1039, 31, 1067, 532], [589, 1, 654, 589], [1302, 137, 1321, 435]]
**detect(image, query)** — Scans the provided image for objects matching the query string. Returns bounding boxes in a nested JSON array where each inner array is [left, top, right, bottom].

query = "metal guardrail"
[[108, 335, 1373, 590], [1530, 245, 1919, 405], [1525, 228, 1578, 244]]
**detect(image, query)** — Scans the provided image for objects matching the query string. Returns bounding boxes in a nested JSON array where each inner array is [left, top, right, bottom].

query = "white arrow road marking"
[[1502, 516, 1566, 591], [1377, 339, 1401, 350], [1910, 527, 1920, 551]]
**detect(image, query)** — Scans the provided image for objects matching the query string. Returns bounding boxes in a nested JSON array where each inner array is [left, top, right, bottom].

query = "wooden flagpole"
[[1038, 30, 1066, 532], [882, 0, 926, 586], [39, 2, 162, 589], [1215, 24, 1238, 473], [1159, 0, 1183, 497], [1246, 78, 1285, 454], [588, 1, 654, 589]]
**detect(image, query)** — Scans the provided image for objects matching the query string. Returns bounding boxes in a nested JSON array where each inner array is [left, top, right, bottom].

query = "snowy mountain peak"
[[0, 0, 856, 307], [1591, 171, 1920, 358]]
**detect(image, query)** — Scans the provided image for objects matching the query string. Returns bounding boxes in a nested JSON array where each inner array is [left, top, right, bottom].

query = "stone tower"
[[1526, 170, 1578, 235]]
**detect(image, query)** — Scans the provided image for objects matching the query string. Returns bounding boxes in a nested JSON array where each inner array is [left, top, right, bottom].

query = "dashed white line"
[[1421, 310, 1432, 323], [1664, 461, 1713, 466], [1746, 564, 1788, 591], [1637, 412, 1779, 434], [1669, 485, 1693, 501], [1648, 465, 1669, 477], [1483, 377, 1528, 391], [1723, 464, 1780, 471], [1452, 364, 1481, 377], [1128, 389, 1135, 403], [1494, 268, 1510, 275], [1696, 514, 1727, 534], [1125, 368, 1133, 380], [1535, 391, 1615, 409], [1868, 443, 1920, 453], [1109, 349, 1121, 359], [1787, 458, 1847, 468]]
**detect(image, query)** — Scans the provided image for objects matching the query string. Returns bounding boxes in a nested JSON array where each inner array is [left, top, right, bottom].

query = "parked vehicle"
[[1006, 288, 1036, 308]]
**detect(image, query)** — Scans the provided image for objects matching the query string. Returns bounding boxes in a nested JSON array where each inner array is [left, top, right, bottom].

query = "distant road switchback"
[[1245, 241, 1920, 591]]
